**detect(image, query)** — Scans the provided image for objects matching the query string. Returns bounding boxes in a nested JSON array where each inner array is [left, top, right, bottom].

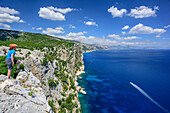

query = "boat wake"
[[130, 82, 169, 113]]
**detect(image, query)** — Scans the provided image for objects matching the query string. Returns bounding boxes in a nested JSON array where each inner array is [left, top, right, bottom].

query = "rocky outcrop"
[[0, 74, 52, 113], [0, 44, 84, 113]]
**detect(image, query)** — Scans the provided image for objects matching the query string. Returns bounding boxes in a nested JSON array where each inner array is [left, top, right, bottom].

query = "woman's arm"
[[11, 54, 14, 66]]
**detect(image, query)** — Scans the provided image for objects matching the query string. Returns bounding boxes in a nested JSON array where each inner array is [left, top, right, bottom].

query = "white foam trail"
[[130, 82, 169, 113]]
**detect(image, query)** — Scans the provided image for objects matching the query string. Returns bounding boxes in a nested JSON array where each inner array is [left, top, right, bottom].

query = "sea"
[[78, 49, 170, 113]]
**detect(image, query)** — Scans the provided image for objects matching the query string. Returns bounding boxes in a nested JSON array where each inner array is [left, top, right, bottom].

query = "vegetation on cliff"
[[0, 29, 85, 113]]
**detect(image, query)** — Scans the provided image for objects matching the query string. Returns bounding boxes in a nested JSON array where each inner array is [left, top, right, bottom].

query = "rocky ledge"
[[0, 44, 84, 113], [0, 72, 52, 113]]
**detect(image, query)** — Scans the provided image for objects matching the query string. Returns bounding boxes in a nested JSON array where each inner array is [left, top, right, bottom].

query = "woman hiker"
[[5, 44, 21, 79]]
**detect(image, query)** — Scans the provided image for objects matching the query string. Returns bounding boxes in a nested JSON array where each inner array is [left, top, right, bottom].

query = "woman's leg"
[[7, 69, 12, 79], [17, 60, 21, 69]]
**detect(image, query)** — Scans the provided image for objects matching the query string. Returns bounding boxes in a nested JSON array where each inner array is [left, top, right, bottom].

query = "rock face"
[[0, 44, 84, 113], [0, 74, 52, 113]]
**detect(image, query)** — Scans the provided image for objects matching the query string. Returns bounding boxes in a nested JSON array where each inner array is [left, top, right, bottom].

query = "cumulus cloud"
[[38, 7, 65, 21], [83, 31, 87, 33], [108, 6, 159, 19], [108, 34, 121, 40], [0, 7, 19, 14], [164, 25, 170, 28], [57, 32, 117, 45], [128, 6, 159, 18], [47, 6, 77, 14], [122, 31, 126, 35], [0, 23, 10, 28], [69, 24, 76, 29], [129, 23, 166, 35], [0, 6, 24, 29], [108, 33, 140, 40], [43, 27, 64, 34], [156, 35, 161, 38], [36, 27, 42, 30], [84, 21, 98, 26], [124, 36, 140, 40], [38, 6, 77, 21], [19, 19, 25, 23], [0, 13, 20, 23], [108, 6, 127, 18], [65, 32, 85, 39], [122, 25, 130, 30]]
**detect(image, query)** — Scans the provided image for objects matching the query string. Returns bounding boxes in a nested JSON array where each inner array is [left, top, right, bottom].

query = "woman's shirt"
[[6, 49, 15, 59]]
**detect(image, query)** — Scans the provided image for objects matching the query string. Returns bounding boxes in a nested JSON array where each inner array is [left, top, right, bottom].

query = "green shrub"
[[0, 56, 19, 78], [28, 91, 33, 96], [58, 108, 66, 113], [76, 109, 79, 113], [41, 57, 48, 66], [42, 81, 46, 85], [54, 70, 59, 76], [58, 100, 62, 105], [19, 63, 24, 70], [17, 49, 21, 52], [60, 92, 66, 96], [48, 78, 58, 87], [48, 100, 56, 113], [25, 52, 31, 58]]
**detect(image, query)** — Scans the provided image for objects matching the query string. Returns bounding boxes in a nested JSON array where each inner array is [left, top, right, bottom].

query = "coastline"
[[75, 65, 86, 95], [83, 48, 111, 53]]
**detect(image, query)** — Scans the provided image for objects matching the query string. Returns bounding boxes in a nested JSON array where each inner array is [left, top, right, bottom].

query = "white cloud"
[[47, 6, 77, 14], [0, 6, 24, 28], [128, 6, 159, 18], [88, 36, 95, 39], [0, 6, 19, 14], [57, 32, 117, 45], [164, 25, 170, 28], [156, 35, 161, 38], [129, 23, 166, 35], [124, 36, 140, 40], [83, 31, 87, 33], [108, 33, 140, 40], [38, 7, 65, 21], [32, 27, 35, 30], [0, 13, 20, 23], [19, 19, 25, 23], [108, 6, 127, 18], [84, 21, 98, 26], [66, 32, 84, 38], [36, 27, 42, 30], [0, 23, 10, 28], [122, 31, 126, 35], [122, 25, 130, 30], [69, 24, 76, 29], [108, 34, 121, 40], [43, 27, 64, 34]]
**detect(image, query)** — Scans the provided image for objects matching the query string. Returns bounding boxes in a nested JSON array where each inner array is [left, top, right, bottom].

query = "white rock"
[[25, 72, 41, 87], [16, 72, 28, 83], [0, 75, 8, 83]]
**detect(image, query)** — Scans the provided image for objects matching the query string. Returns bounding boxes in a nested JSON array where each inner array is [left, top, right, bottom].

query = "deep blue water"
[[78, 49, 170, 113]]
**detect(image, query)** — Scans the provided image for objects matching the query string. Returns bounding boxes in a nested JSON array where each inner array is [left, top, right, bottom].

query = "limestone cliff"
[[0, 44, 84, 113]]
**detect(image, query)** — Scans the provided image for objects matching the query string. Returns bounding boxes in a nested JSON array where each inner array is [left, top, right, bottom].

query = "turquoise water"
[[78, 49, 170, 113]]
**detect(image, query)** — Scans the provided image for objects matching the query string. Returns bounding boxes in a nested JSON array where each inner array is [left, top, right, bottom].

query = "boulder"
[[16, 72, 28, 83], [0, 75, 8, 83], [25, 72, 41, 87], [0, 74, 53, 113]]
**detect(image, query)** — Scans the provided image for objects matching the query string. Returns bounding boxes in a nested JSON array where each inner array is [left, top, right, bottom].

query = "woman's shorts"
[[5, 59, 18, 70]]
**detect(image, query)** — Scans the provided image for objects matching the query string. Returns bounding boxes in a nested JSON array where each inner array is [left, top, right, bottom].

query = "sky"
[[0, 0, 170, 49]]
